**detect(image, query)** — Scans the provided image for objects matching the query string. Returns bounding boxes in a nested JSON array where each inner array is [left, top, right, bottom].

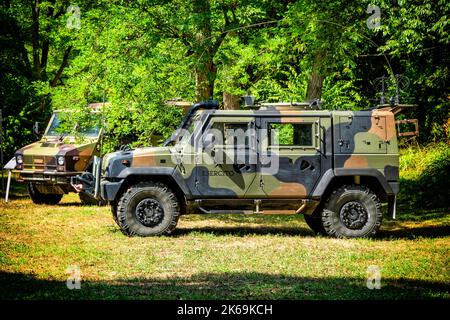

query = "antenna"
[[374, 74, 411, 105]]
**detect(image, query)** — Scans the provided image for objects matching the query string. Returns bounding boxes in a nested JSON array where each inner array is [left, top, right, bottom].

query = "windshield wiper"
[[59, 132, 68, 141]]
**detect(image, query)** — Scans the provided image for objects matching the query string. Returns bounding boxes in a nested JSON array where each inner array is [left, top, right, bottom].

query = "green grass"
[[0, 142, 448, 300], [0, 192, 449, 300]]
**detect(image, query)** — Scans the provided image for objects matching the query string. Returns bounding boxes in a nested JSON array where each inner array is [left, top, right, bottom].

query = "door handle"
[[300, 160, 311, 171]]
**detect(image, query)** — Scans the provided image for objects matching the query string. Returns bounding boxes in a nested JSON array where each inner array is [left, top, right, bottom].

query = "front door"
[[195, 116, 258, 198]]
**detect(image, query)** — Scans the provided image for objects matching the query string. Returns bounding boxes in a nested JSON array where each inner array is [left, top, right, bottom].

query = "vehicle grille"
[[23, 155, 57, 170]]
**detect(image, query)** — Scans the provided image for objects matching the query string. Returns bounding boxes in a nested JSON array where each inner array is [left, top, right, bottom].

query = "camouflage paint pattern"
[[13, 110, 102, 193], [99, 104, 399, 209]]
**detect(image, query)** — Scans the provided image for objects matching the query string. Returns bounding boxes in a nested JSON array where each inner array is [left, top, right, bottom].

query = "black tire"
[[321, 184, 382, 238], [116, 182, 180, 236], [27, 183, 63, 205], [304, 213, 326, 235], [79, 192, 101, 206]]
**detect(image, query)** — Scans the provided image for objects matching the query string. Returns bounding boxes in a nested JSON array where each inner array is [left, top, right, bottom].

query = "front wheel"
[[116, 182, 180, 236], [320, 185, 382, 238], [27, 183, 63, 205]]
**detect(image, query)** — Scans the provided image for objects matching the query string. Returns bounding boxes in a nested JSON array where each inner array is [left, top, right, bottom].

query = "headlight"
[[16, 155, 23, 164], [57, 156, 65, 166]]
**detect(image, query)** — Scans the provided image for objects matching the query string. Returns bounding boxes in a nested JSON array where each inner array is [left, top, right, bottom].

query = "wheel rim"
[[339, 201, 368, 230], [135, 198, 164, 227]]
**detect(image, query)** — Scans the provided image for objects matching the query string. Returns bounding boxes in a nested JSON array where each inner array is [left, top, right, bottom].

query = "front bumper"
[[71, 176, 124, 202], [101, 179, 124, 201], [14, 169, 81, 185]]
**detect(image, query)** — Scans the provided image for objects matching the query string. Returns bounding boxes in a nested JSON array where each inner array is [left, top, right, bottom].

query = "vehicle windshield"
[[45, 112, 101, 138], [173, 112, 201, 146]]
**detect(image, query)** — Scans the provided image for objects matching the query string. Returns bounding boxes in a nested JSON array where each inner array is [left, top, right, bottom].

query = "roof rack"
[[365, 103, 418, 115], [258, 100, 322, 111]]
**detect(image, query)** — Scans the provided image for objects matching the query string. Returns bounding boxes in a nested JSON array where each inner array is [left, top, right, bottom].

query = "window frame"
[[203, 116, 256, 151], [267, 121, 316, 149]]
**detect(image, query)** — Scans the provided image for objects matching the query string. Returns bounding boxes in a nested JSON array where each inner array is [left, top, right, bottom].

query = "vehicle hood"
[[102, 146, 176, 177], [16, 138, 97, 158], [15, 137, 99, 172]]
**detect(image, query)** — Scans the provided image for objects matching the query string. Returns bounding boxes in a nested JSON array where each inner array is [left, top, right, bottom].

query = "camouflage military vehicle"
[[13, 105, 103, 205], [74, 100, 400, 238]]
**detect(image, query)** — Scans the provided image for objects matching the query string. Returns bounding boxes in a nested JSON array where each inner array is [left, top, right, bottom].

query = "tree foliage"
[[1, 0, 448, 159]]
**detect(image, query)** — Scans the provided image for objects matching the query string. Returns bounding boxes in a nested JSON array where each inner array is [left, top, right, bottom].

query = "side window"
[[269, 123, 313, 146], [210, 122, 251, 147]]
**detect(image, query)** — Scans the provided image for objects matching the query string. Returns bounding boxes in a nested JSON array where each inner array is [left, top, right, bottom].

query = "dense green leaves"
[[1, 0, 448, 159]]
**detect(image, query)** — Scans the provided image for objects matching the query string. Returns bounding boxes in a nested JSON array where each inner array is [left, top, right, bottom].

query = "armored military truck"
[[74, 100, 400, 238], [13, 104, 104, 205]]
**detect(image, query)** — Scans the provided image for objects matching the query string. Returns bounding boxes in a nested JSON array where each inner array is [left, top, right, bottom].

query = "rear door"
[[259, 116, 322, 198]]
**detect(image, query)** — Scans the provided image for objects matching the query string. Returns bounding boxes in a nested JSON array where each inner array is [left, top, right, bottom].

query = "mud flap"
[[3, 157, 16, 203], [93, 156, 102, 199], [387, 195, 397, 219]]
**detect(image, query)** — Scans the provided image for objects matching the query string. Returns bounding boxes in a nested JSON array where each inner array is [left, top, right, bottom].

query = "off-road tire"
[[27, 183, 63, 205], [321, 184, 382, 238], [79, 192, 101, 206], [116, 182, 180, 236], [304, 212, 326, 235]]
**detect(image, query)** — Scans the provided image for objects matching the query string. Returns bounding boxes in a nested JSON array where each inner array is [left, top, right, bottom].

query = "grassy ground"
[[0, 189, 449, 300]]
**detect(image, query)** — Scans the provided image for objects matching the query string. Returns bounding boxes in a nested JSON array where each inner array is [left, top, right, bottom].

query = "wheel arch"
[[114, 173, 188, 214], [312, 168, 393, 204]]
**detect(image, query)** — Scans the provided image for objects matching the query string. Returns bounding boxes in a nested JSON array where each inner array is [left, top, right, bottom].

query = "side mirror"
[[33, 121, 40, 136]]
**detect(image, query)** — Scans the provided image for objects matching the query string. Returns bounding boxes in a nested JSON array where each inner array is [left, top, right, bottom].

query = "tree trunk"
[[195, 60, 216, 102], [193, 0, 217, 102], [306, 51, 325, 101], [223, 92, 241, 110], [306, 71, 324, 101], [31, 0, 41, 80]]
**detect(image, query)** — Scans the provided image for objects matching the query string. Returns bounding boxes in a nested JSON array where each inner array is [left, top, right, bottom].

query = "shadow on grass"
[[0, 180, 28, 200], [170, 224, 450, 240], [57, 202, 83, 207], [0, 271, 448, 300], [172, 225, 313, 237], [378, 225, 450, 240]]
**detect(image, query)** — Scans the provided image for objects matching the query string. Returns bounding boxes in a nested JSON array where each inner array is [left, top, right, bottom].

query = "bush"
[[398, 142, 450, 210]]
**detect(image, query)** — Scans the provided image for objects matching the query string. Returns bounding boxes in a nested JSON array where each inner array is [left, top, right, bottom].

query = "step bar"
[[194, 199, 319, 215]]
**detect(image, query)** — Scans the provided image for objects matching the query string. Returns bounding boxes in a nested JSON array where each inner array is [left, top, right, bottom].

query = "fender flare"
[[312, 168, 394, 198], [102, 167, 192, 201]]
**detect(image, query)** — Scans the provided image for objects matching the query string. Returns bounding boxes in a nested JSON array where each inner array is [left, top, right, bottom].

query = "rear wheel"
[[27, 183, 63, 205], [320, 184, 382, 238], [116, 182, 180, 236]]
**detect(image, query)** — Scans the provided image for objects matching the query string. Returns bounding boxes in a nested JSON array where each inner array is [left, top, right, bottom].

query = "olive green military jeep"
[[13, 104, 104, 205], [74, 100, 402, 238]]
